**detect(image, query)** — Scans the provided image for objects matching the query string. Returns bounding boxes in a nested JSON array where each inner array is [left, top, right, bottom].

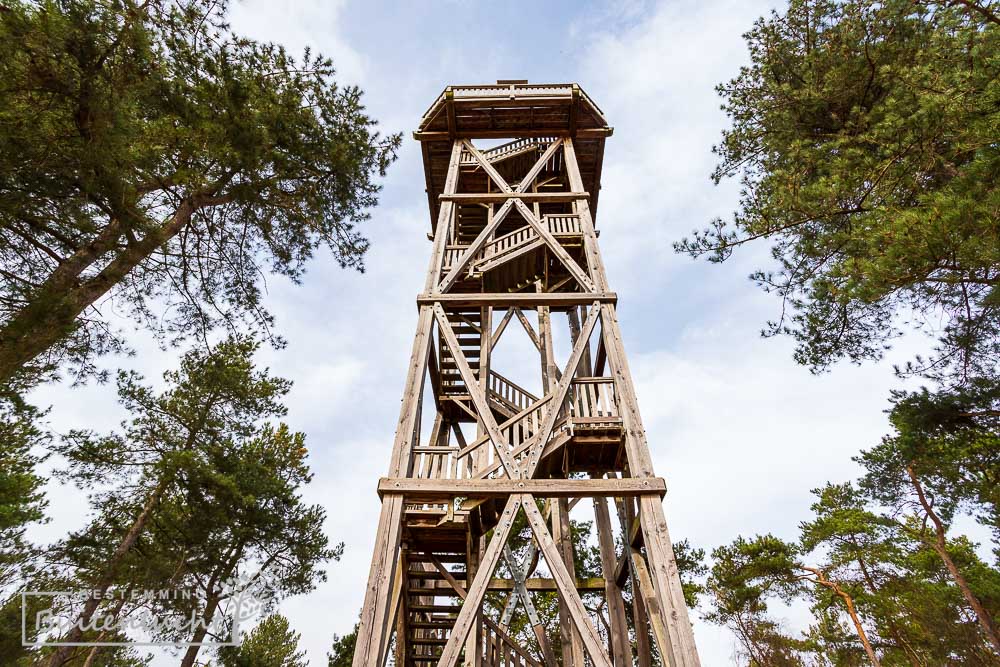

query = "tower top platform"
[[416, 81, 612, 229]]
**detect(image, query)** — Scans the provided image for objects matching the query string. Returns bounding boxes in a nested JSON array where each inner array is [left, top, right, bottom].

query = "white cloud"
[[23, 1, 954, 665]]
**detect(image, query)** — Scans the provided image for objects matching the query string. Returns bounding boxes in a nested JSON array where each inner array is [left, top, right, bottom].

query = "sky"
[[26, 0, 942, 664]]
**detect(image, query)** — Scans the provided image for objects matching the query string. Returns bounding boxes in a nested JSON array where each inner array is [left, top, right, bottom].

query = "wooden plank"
[[514, 199, 596, 293], [414, 128, 613, 141], [418, 292, 617, 307], [440, 192, 589, 203], [377, 477, 666, 500], [434, 496, 521, 667], [488, 577, 606, 592], [521, 495, 612, 667]]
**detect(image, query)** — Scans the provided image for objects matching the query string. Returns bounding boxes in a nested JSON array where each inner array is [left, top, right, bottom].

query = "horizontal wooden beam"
[[415, 128, 613, 141], [378, 477, 666, 500], [440, 192, 589, 203], [409, 577, 606, 594], [489, 577, 607, 592], [417, 292, 617, 307]]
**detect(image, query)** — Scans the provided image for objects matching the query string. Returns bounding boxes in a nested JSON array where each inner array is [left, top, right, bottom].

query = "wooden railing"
[[566, 377, 619, 420], [443, 215, 584, 278], [455, 395, 552, 480], [544, 213, 582, 236], [482, 617, 542, 667], [460, 136, 556, 165], [410, 446, 473, 481], [488, 371, 538, 413], [479, 226, 538, 264], [441, 245, 467, 273]]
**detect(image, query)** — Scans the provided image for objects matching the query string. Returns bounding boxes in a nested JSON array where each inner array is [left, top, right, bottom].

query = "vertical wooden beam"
[[618, 497, 652, 667], [551, 497, 585, 666], [601, 306, 700, 666], [427, 141, 464, 294], [353, 304, 434, 667], [593, 491, 631, 666], [562, 138, 608, 292], [522, 496, 612, 667], [435, 496, 522, 667], [568, 306, 594, 377], [566, 135, 701, 666]]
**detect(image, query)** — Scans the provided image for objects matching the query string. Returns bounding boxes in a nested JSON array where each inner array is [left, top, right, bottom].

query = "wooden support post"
[[551, 497, 585, 666], [567, 134, 701, 666], [523, 496, 611, 667], [593, 490, 631, 666], [353, 305, 434, 667], [356, 87, 699, 666]]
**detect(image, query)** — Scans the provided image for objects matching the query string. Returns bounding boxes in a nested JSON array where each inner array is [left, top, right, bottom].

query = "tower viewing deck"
[[352, 81, 701, 667]]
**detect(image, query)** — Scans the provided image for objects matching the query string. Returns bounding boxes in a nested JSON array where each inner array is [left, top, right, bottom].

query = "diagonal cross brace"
[[520, 302, 601, 478], [501, 544, 558, 667], [438, 197, 517, 293], [433, 305, 521, 479], [513, 199, 596, 292], [434, 495, 522, 667], [521, 494, 613, 667]]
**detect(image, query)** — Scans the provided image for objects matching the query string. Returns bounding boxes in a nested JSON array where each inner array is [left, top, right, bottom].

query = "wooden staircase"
[[438, 307, 483, 397], [404, 552, 540, 665]]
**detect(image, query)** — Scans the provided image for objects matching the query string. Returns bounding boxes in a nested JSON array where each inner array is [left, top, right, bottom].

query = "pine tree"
[[45, 337, 336, 667], [219, 614, 308, 667], [676, 0, 1000, 384], [0, 0, 400, 388]]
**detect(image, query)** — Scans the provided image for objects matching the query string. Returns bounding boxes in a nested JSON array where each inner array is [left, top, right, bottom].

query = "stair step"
[[408, 569, 467, 580], [410, 604, 462, 613], [409, 587, 461, 596], [410, 620, 455, 630]]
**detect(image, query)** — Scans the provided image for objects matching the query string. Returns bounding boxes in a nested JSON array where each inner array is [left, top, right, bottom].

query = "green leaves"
[[678, 0, 1000, 383], [0, 0, 401, 387]]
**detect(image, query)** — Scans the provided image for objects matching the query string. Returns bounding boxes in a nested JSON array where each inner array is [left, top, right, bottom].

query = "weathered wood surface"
[[353, 82, 700, 667]]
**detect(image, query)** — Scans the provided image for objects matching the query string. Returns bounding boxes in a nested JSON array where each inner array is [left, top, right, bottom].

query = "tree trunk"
[[837, 587, 880, 667], [179, 593, 222, 667], [0, 194, 218, 384], [856, 555, 922, 667], [179, 537, 248, 667], [803, 566, 880, 666], [907, 466, 1000, 652], [46, 481, 169, 667]]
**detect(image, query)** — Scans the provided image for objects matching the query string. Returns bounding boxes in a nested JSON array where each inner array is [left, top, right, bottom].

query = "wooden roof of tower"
[[415, 81, 612, 230]]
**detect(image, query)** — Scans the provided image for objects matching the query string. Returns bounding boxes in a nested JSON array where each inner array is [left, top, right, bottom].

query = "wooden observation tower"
[[353, 82, 701, 667]]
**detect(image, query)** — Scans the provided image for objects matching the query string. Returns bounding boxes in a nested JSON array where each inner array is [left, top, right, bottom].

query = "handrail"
[[488, 370, 538, 412], [482, 616, 541, 666], [567, 376, 618, 419]]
